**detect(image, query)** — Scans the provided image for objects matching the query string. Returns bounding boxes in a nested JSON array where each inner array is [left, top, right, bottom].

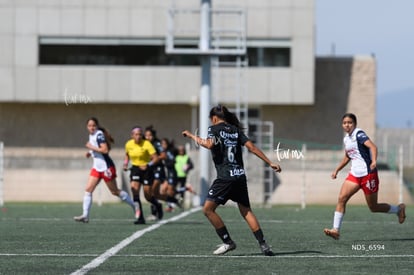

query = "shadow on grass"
[[274, 250, 323, 256], [233, 250, 323, 257]]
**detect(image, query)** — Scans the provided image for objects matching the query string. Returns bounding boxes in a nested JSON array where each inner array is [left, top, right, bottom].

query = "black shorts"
[[206, 177, 250, 208], [166, 168, 178, 186], [176, 177, 187, 187], [130, 166, 154, 186], [152, 165, 166, 181]]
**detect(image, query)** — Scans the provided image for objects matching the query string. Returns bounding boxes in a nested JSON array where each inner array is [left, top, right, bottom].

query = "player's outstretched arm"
[[245, 140, 281, 173], [182, 130, 214, 149]]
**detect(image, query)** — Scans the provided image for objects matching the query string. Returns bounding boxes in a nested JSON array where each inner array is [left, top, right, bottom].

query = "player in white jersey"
[[74, 117, 137, 223], [324, 113, 406, 240]]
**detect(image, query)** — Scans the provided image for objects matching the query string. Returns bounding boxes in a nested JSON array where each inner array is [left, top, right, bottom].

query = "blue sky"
[[315, 0, 414, 96]]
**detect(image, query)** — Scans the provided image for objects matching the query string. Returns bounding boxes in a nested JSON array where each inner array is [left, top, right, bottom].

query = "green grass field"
[[1, 202, 413, 274]]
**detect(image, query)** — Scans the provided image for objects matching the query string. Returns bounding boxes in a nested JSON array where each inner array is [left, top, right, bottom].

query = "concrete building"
[[0, 0, 341, 147]]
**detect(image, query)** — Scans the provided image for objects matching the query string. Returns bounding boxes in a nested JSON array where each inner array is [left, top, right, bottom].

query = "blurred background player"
[[144, 125, 165, 220], [174, 144, 195, 204], [74, 117, 136, 223], [124, 126, 161, 224], [159, 138, 182, 212]]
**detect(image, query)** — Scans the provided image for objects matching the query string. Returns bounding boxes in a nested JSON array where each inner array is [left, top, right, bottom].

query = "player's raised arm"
[[182, 130, 214, 149], [244, 140, 281, 173]]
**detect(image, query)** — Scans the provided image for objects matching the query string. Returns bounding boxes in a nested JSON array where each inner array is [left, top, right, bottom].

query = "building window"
[[39, 44, 201, 66], [39, 37, 290, 67], [247, 47, 290, 67]]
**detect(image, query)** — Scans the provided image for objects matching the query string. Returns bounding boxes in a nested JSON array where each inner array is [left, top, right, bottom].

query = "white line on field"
[[70, 206, 202, 275], [3, 218, 409, 225], [2, 253, 414, 259]]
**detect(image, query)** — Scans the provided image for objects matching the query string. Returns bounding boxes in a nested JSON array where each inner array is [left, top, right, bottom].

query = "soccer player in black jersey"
[[182, 104, 282, 256], [144, 126, 165, 220]]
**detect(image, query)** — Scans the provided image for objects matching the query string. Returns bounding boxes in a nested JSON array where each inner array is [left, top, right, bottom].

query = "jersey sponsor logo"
[[229, 168, 245, 177], [219, 131, 238, 139], [224, 139, 237, 147], [346, 148, 357, 158]]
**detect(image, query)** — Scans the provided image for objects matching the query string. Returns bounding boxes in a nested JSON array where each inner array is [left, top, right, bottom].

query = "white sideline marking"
[[5, 218, 409, 225], [70, 206, 202, 275], [2, 253, 414, 259]]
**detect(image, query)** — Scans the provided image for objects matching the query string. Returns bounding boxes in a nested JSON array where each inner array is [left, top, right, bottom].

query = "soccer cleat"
[[134, 217, 145, 225], [150, 204, 157, 216], [147, 214, 157, 221], [398, 203, 406, 224], [323, 228, 340, 240], [213, 242, 236, 255], [73, 215, 89, 223], [260, 242, 275, 256]]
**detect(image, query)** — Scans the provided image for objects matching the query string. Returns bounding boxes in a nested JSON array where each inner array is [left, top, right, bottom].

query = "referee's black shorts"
[[129, 166, 154, 185]]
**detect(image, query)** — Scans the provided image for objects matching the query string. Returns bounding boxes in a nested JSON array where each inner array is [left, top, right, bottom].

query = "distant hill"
[[376, 88, 414, 128]]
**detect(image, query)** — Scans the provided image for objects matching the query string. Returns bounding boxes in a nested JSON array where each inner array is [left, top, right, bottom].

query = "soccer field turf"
[[0, 203, 413, 274]]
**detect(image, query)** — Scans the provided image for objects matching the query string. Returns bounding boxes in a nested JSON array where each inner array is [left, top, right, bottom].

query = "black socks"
[[216, 226, 233, 244], [253, 228, 265, 244]]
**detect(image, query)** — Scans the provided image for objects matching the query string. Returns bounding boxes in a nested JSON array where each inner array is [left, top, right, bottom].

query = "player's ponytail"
[[100, 127, 114, 150], [209, 104, 243, 130]]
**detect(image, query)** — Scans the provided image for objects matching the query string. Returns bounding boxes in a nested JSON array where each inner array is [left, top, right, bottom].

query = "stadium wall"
[[4, 147, 412, 205]]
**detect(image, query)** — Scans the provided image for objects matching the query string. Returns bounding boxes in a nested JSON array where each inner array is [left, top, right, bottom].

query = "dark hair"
[[209, 104, 243, 130], [145, 125, 157, 137], [161, 137, 178, 156], [161, 137, 171, 148], [342, 113, 357, 125], [86, 117, 115, 150]]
